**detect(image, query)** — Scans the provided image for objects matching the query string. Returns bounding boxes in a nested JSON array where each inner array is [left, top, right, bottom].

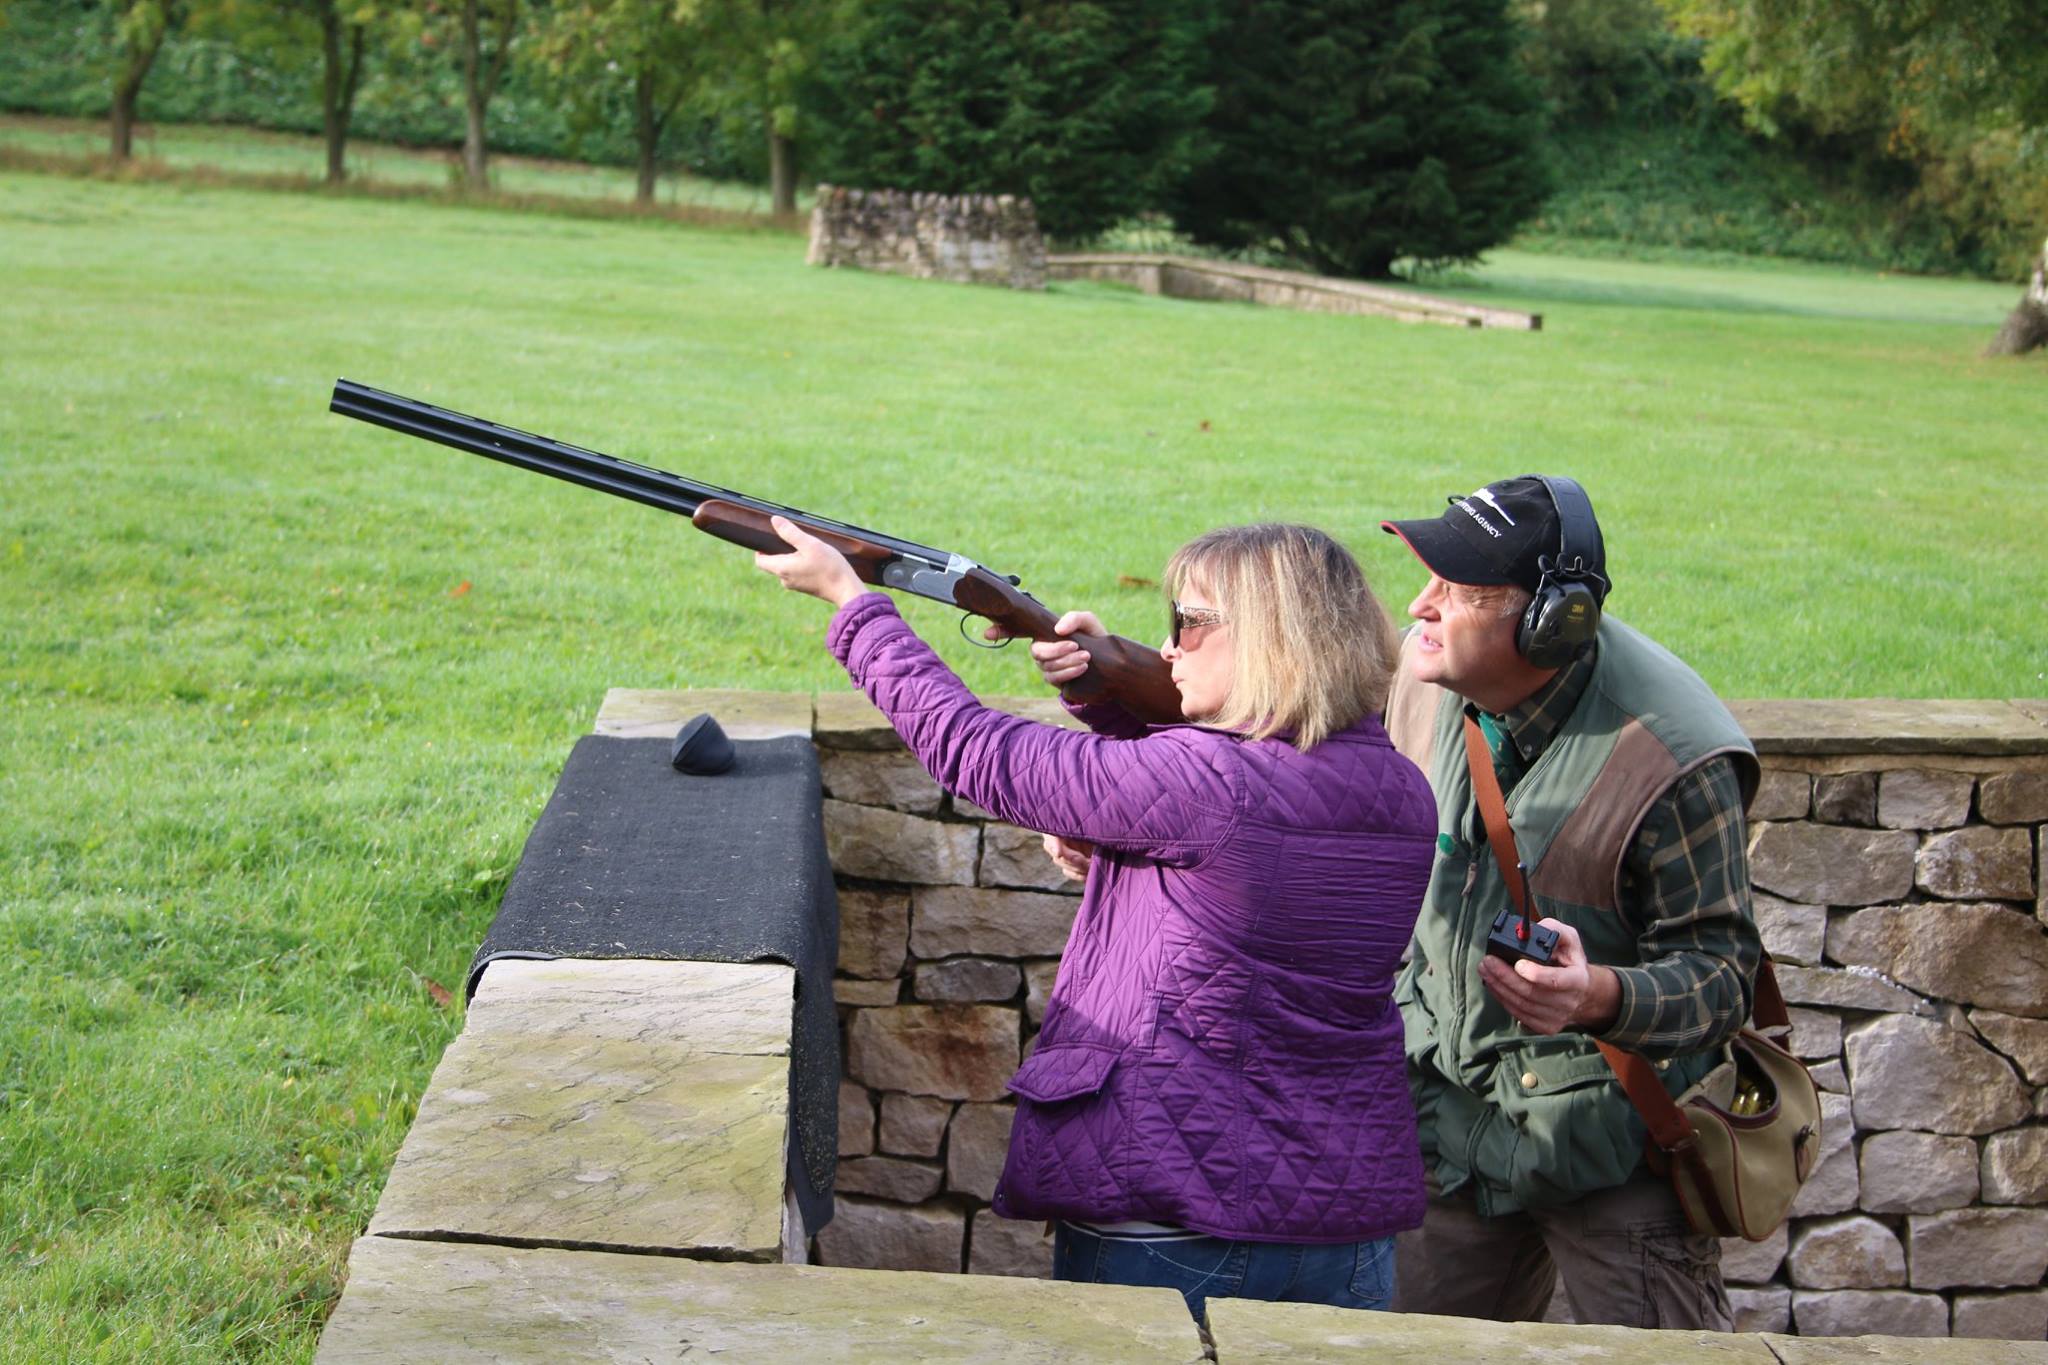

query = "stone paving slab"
[[1204, 1299, 1778, 1363], [462, 957, 794, 1053], [317, 1236, 1207, 1363], [815, 688, 904, 749], [595, 687, 813, 739], [817, 687, 1088, 750], [1728, 700, 2048, 756], [1762, 1334, 2048, 1363], [368, 959, 794, 1259]]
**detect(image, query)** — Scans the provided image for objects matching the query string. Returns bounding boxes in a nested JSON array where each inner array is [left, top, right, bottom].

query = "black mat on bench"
[[466, 732, 838, 1233]]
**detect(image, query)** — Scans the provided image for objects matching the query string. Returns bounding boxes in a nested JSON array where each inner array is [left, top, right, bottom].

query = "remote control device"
[[1484, 907, 1560, 967]]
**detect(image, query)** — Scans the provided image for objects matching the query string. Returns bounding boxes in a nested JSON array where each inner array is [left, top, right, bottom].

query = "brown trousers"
[[1393, 1170, 1733, 1331]]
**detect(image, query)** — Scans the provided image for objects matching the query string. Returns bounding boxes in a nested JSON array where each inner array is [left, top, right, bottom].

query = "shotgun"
[[329, 380, 1184, 724]]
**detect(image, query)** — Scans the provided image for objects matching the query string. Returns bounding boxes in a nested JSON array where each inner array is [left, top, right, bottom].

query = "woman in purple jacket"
[[756, 516, 1436, 1316]]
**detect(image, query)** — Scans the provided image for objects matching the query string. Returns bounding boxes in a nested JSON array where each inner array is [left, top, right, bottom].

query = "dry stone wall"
[[1714, 716, 2048, 1344], [616, 689, 2048, 1339], [811, 689, 1078, 1279], [806, 185, 1047, 290]]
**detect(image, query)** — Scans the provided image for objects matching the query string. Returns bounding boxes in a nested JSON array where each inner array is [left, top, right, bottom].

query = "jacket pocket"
[[1490, 1040, 1644, 1209], [1008, 1042, 1119, 1104]]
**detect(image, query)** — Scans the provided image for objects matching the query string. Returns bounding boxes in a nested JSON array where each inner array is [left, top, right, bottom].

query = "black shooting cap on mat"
[[671, 712, 736, 775]]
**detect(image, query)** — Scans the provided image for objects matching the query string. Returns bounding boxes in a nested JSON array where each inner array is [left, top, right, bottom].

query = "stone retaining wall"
[[1046, 253, 1541, 329], [1707, 701, 2048, 1343], [806, 185, 1047, 290], [602, 689, 2048, 1341]]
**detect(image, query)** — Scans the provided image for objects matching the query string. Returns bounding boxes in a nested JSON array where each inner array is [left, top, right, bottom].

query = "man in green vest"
[[1378, 475, 1761, 1330]]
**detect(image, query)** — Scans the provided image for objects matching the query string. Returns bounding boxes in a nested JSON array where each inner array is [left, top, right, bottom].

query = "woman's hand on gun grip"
[[1042, 833, 1095, 882], [754, 515, 870, 608], [981, 610, 1106, 688]]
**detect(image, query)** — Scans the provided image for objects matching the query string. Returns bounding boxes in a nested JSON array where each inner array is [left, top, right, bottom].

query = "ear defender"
[[1515, 476, 1608, 669]]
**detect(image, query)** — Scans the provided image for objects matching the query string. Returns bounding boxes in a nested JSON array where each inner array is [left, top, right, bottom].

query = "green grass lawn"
[[1, 160, 2042, 1361]]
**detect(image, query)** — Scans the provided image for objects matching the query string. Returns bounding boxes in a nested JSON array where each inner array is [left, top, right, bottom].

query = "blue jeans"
[[1053, 1223, 1397, 1319]]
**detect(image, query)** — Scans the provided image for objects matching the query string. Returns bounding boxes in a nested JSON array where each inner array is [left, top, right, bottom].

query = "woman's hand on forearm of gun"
[[753, 515, 873, 608]]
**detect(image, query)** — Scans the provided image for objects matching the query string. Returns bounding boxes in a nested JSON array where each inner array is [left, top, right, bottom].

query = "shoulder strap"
[[1461, 715, 1530, 913]]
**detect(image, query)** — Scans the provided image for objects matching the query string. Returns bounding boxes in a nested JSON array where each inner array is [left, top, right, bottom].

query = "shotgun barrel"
[[329, 379, 958, 566], [328, 379, 1186, 723]]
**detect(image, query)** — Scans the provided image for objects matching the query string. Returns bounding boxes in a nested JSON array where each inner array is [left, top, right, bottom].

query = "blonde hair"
[[1164, 524, 1398, 751]]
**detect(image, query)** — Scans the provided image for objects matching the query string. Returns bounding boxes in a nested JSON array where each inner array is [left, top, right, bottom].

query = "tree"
[[1665, 0, 2048, 351], [687, 0, 834, 215], [757, 1, 806, 214], [814, 0, 1212, 241], [534, 0, 712, 203], [1171, 0, 1551, 279], [310, 0, 375, 182], [412, 0, 521, 188], [106, 0, 187, 159], [1514, 0, 1680, 122], [204, 0, 383, 182]]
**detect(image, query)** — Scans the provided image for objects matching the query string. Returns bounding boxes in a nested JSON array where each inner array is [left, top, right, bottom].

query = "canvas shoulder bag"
[[1461, 715, 1822, 1241]]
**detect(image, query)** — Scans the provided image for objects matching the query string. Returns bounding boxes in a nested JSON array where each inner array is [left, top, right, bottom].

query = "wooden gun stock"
[[691, 499, 897, 583], [952, 568, 1186, 726]]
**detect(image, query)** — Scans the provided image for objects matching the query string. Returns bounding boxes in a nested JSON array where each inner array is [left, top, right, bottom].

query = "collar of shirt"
[[1468, 641, 1596, 770]]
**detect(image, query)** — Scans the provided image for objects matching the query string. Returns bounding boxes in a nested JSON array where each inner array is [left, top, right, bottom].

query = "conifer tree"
[[814, 0, 1211, 242], [1173, 0, 1550, 278]]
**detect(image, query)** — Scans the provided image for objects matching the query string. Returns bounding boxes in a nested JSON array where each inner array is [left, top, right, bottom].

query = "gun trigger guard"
[[959, 614, 1012, 650]]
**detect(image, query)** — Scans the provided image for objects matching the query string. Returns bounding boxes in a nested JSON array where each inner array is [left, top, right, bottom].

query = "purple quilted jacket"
[[828, 595, 1437, 1243]]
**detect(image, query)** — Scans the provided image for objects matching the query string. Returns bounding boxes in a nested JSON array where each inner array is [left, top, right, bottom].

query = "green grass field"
[[1, 154, 2043, 1361]]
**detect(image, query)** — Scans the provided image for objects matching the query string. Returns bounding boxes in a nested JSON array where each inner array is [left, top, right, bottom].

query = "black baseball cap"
[[1381, 475, 1604, 595]]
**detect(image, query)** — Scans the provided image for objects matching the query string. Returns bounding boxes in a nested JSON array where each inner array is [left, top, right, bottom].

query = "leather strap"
[[1593, 1039, 1696, 1152], [1461, 716, 1532, 915], [1752, 952, 1789, 1032]]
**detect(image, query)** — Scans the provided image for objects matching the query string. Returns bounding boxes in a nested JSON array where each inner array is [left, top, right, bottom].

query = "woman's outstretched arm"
[[754, 518, 1239, 864]]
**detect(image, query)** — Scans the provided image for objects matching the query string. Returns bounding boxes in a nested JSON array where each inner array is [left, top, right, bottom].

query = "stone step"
[[366, 958, 796, 1261], [1204, 1296, 2048, 1362], [316, 1235, 1206, 1363]]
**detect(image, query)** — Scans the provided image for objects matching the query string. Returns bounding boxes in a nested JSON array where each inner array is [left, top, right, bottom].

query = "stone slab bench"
[[323, 1235, 2048, 1363], [365, 957, 798, 1261], [1204, 1297, 2048, 1362], [317, 1235, 1206, 1362]]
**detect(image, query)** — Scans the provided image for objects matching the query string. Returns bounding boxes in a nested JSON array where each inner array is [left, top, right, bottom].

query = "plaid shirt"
[[1472, 645, 1761, 1059]]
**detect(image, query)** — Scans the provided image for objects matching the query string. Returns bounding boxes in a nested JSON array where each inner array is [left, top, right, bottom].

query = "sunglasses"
[[1169, 600, 1228, 647]]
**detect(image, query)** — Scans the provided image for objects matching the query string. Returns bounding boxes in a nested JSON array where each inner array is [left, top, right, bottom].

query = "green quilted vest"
[[1384, 617, 1760, 1216]]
